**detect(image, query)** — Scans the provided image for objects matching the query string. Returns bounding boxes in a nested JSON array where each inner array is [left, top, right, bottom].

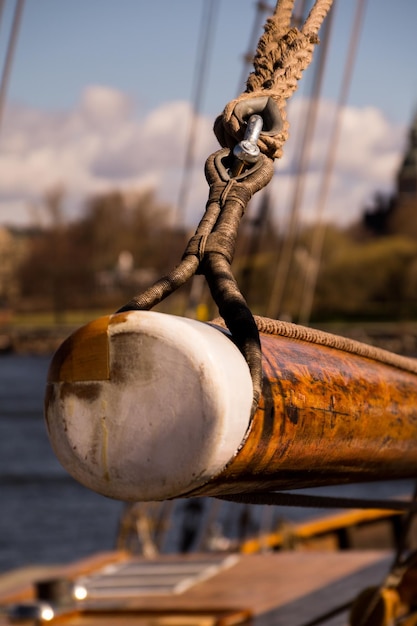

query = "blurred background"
[[1, 0, 417, 574]]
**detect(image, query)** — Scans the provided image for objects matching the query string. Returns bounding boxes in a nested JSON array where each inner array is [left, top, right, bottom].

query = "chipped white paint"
[[45, 311, 253, 501]]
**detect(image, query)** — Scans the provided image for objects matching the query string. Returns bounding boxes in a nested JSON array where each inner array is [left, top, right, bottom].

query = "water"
[[0, 354, 123, 574], [0, 354, 414, 575]]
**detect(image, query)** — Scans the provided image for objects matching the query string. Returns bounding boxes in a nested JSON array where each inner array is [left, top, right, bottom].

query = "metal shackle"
[[233, 114, 264, 164]]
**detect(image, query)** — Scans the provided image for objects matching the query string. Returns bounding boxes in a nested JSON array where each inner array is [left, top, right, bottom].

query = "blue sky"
[[1, 0, 417, 227], [5, 0, 416, 121]]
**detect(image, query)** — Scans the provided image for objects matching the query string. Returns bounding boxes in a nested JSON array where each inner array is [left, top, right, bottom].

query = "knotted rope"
[[214, 0, 333, 159], [118, 152, 274, 413], [118, 0, 331, 412]]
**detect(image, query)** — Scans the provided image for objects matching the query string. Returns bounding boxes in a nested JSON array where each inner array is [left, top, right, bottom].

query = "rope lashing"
[[214, 0, 333, 159], [118, 151, 274, 413], [118, 0, 331, 413]]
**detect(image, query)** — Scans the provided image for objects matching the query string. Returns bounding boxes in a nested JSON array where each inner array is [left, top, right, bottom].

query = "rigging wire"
[[188, 0, 269, 319], [175, 0, 219, 319], [0, 0, 25, 134], [265, 0, 334, 319], [236, 1, 274, 95], [298, 0, 367, 325], [0, 1, 6, 29], [175, 0, 220, 225], [238, 0, 309, 304], [232, 1, 275, 302]]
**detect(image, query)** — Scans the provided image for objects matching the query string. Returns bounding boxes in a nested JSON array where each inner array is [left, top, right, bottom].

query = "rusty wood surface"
[[194, 332, 417, 496]]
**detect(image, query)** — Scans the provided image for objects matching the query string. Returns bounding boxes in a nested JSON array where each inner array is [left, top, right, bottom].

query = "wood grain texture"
[[0, 552, 391, 626], [193, 332, 417, 495]]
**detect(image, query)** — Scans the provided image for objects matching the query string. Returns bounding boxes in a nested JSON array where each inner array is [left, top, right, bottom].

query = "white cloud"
[[0, 87, 408, 230], [79, 85, 134, 127], [274, 98, 407, 227]]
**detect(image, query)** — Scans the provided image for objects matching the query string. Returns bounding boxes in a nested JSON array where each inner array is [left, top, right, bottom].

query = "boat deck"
[[0, 550, 392, 625]]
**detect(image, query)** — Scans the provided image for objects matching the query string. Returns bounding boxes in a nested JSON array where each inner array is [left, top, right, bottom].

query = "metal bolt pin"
[[233, 114, 263, 163], [231, 114, 263, 177]]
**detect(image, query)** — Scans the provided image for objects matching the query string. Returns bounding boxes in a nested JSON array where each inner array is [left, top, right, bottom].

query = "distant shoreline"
[[3, 321, 417, 358], [0, 325, 77, 355]]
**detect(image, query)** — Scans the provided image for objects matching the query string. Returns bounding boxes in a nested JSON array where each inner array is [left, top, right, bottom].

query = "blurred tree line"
[[13, 185, 417, 323], [17, 187, 188, 317], [236, 190, 417, 323], [314, 193, 417, 322]]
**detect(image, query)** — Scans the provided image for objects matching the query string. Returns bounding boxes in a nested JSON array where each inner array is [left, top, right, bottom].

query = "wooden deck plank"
[[99, 552, 389, 616], [0, 551, 127, 604], [255, 557, 390, 625], [0, 552, 392, 626]]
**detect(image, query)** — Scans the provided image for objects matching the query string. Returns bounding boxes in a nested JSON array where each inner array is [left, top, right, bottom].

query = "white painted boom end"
[[45, 311, 253, 501]]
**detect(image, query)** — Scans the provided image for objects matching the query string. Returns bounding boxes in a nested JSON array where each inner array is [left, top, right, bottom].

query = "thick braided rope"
[[270, 0, 294, 40], [211, 315, 417, 376], [303, 0, 334, 35], [214, 0, 333, 160]]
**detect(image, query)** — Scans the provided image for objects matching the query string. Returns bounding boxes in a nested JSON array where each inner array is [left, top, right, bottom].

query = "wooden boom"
[[192, 324, 417, 497], [44, 311, 417, 502]]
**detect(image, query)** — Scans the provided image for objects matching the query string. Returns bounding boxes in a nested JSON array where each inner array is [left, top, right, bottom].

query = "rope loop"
[[118, 151, 274, 413], [214, 0, 333, 160], [117, 0, 332, 413]]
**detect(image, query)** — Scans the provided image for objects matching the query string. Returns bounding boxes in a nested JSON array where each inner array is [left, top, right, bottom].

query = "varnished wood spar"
[[45, 311, 417, 502], [190, 331, 417, 497]]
